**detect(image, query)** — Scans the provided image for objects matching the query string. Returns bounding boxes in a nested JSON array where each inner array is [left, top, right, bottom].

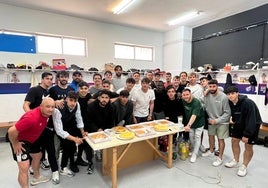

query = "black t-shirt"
[[24, 85, 49, 109], [49, 85, 74, 100]]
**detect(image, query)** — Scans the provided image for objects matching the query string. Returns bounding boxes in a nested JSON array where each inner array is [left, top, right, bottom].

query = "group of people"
[[8, 65, 262, 187]]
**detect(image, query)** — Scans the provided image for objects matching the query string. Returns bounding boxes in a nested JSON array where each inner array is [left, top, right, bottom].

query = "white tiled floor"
[[0, 132, 267, 188]]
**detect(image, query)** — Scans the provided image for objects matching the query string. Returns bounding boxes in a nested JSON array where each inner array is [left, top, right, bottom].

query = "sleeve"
[[215, 95, 231, 124], [87, 104, 99, 132], [52, 109, 70, 139], [24, 87, 37, 103], [242, 100, 259, 137], [75, 103, 84, 129]]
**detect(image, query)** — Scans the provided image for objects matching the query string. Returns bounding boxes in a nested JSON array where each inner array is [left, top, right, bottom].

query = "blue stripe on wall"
[[0, 83, 30, 94]]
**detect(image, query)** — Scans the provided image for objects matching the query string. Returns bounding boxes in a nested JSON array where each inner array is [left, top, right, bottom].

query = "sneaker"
[[60, 167, 75, 177], [199, 145, 206, 153], [70, 164, 79, 173], [52, 171, 60, 185], [30, 175, 51, 186], [29, 166, 34, 175], [237, 164, 247, 177], [190, 153, 197, 163], [202, 150, 214, 157], [212, 157, 223, 167], [225, 159, 239, 168], [87, 164, 94, 175], [75, 158, 88, 166], [41, 159, 50, 170]]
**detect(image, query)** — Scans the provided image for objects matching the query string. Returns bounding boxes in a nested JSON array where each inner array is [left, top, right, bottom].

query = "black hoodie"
[[229, 95, 262, 138]]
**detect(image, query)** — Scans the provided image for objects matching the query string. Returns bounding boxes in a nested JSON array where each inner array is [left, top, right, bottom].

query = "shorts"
[[208, 123, 229, 139], [229, 124, 259, 145], [10, 140, 42, 162]]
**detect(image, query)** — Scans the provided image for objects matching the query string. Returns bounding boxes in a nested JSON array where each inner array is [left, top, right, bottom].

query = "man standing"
[[69, 71, 83, 92], [181, 88, 205, 163], [132, 77, 155, 123], [111, 65, 127, 91], [224, 86, 262, 177], [202, 79, 231, 167], [113, 90, 134, 126], [8, 97, 55, 187]]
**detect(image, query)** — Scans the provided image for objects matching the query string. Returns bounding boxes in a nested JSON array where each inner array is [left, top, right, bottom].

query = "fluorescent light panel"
[[168, 11, 201, 26], [113, 0, 136, 14]]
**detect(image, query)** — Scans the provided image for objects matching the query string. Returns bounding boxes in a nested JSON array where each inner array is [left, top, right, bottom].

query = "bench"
[[259, 124, 268, 140]]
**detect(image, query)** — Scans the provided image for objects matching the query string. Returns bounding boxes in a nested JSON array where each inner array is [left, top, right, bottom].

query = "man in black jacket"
[[224, 86, 262, 177]]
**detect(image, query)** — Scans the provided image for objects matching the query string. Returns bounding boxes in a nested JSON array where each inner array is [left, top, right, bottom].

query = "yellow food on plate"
[[154, 124, 169, 132], [119, 131, 135, 139], [113, 126, 127, 133]]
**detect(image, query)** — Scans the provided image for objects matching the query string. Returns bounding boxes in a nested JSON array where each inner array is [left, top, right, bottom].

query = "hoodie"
[[229, 95, 262, 138]]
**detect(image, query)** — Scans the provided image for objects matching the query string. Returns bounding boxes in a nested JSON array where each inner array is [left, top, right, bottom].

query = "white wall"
[[0, 3, 165, 122]]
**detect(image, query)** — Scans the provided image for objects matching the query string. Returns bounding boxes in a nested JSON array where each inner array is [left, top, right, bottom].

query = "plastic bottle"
[[180, 143, 187, 161]]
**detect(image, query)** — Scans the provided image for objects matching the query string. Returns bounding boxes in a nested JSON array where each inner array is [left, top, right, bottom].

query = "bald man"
[[8, 97, 55, 187]]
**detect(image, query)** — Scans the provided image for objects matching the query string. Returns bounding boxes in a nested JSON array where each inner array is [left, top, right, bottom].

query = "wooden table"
[[85, 123, 183, 188]]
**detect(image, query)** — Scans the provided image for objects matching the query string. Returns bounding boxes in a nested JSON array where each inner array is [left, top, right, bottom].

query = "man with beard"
[[202, 79, 231, 167], [111, 65, 127, 91], [69, 71, 83, 92], [224, 86, 262, 177], [87, 90, 115, 161]]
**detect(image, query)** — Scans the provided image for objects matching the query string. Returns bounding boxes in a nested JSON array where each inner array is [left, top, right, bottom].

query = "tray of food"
[[116, 131, 135, 140], [87, 131, 111, 144], [112, 126, 128, 134], [126, 124, 145, 131], [153, 124, 169, 132], [133, 128, 156, 137]]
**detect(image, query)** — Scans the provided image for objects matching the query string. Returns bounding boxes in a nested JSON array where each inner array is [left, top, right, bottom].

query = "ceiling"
[[0, 0, 267, 32]]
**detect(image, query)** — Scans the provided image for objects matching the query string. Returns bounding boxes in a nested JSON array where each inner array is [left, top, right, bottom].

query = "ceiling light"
[[168, 11, 201, 26], [113, 0, 136, 15]]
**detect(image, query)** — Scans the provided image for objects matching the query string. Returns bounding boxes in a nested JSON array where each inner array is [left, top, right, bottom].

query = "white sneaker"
[[202, 150, 214, 157], [212, 157, 223, 167], [52, 171, 60, 184], [237, 164, 247, 177], [190, 153, 197, 163], [225, 159, 238, 168], [60, 167, 75, 177], [30, 175, 51, 186]]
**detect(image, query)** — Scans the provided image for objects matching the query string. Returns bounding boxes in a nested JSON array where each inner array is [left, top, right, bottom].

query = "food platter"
[[116, 131, 135, 140], [88, 131, 111, 143], [112, 126, 128, 134], [153, 124, 169, 132], [133, 128, 156, 137], [126, 124, 144, 131]]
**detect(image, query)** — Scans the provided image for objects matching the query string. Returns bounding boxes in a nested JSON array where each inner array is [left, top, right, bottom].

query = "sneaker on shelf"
[[41, 159, 50, 170], [202, 150, 214, 157], [214, 149, 220, 156], [60, 167, 75, 177], [225, 159, 239, 168], [199, 145, 207, 153], [70, 164, 79, 173], [237, 164, 247, 177], [95, 150, 102, 161], [87, 164, 94, 175], [52, 171, 60, 185], [212, 157, 223, 167], [190, 153, 197, 163], [29, 166, 34, 175], [30, 175, 51, 186], [75, 158, 88, 166]]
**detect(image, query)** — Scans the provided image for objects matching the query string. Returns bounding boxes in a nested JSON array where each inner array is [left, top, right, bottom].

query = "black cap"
[[73, 71, 82, 76], [225, 86, 238, 94]]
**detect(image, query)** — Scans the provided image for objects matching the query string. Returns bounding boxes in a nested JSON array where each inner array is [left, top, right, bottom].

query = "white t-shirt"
[[131, 88, 155, 117]]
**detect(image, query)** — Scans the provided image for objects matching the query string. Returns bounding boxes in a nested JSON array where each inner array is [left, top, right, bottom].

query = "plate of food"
[[126, 124, 144, 131], [154, 124, 169, 132], [117, 131, 135, 140], [112, 126, 127, 134], [134, 128, 156, 137], [88, 131, 110, 143]]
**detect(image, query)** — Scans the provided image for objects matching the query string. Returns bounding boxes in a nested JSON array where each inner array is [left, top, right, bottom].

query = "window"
[[114, 43, 153, 61], [37, 35, 86, 56]]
